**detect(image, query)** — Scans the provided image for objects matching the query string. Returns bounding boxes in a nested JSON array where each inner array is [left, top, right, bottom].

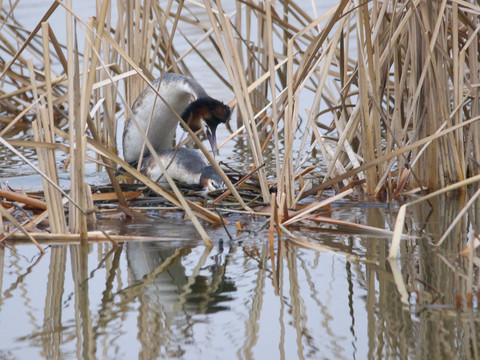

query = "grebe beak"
[[205, 123, 219, 156]]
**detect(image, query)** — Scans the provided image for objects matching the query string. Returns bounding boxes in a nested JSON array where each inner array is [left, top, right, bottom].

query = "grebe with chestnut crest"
[[122, 73, 229, 191], [122, 73, 230, 164]]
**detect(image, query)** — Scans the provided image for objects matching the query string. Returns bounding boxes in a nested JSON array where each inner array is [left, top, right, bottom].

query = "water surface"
[[1, 1, 479, 359], [1, 194, 478, 359]]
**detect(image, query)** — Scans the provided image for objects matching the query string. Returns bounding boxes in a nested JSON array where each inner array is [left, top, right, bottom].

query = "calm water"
[[1, 1, 479, 359], [1, 194, 478, 359]]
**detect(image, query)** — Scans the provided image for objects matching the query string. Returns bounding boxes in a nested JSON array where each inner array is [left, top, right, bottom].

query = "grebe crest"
[[181, 97, 231, 155]]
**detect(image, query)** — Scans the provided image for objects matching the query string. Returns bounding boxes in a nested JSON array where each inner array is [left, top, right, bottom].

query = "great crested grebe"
[[140, 147, 224, 192], [122, 73, 231, 164]]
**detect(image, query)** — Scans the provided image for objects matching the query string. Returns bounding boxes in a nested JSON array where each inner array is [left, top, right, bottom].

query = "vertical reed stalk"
[[206, 0, 270, 202], [265, 1, 280, 188], [28, 27, 67, 234]]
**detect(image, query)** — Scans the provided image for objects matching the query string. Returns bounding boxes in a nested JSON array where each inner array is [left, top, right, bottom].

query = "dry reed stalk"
[[92, 190, 142, 201], [0, 189, 47, 210], [0, 136, 84, 223], [65, 0, 83, 236], [71, 12, 104, 237], [282, 188, 353, 226], [356, 6, 378, 194], [268, 191, 279, 293], [390, 173, 480, 258], [0, 2, 60, 82], [0, 203, 45, 253], [6, 139, 68, 153], [32, 115, 66, 233], [65, 17, 125, 210], [281, 39, 295, 206], [212, 162, 264, 204], [205, 0, 270, 202], [302, 115, 480, 198], [435, 187, 480, 248], [84, 183, 96, 225], [388, 258, 410, 306], [269, 192, 276, 244], [0, 203, 3, 234], [266, 0, 280, 191], [29, 32, 67, 234], [282, 228, 363, 262]]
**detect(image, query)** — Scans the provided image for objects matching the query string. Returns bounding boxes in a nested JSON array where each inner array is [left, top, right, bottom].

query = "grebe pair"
[[122, 73, 230, 191]]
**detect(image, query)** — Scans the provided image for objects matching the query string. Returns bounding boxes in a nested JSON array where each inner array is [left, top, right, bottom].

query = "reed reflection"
[[0, 193, 479, 359], [41, 246, 67, 360]]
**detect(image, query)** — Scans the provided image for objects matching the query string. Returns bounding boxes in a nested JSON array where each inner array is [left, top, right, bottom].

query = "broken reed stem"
[[0, 189, 47, 211]]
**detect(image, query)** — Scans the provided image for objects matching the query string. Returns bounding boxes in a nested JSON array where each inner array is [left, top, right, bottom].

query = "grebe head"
[[199, 165, 224, 192], [181, 97, 231, 155]]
